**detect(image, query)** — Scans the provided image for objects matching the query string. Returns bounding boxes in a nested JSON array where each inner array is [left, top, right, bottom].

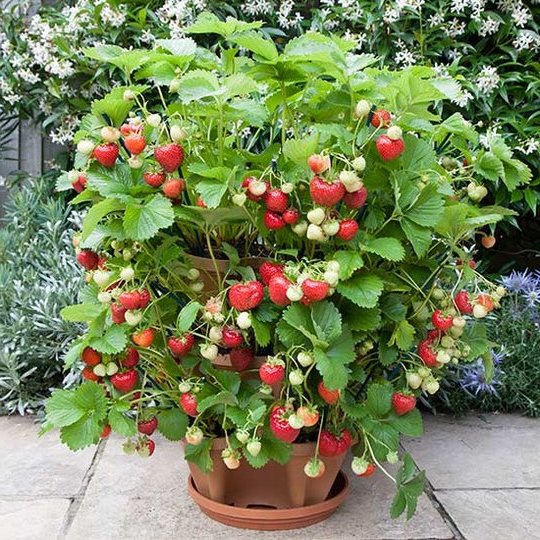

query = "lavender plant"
[[0, 172, 83, 414]]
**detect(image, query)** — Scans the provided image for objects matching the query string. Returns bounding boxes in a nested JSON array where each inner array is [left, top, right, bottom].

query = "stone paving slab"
[[435, 489, 540, 540], [0, 416, 97, 498], [0, 498, 70, 540], [402, 414, 540, 490], [67, 436, 452, 540]]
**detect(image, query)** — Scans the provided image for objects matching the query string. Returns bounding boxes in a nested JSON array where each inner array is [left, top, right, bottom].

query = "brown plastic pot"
[[187, 470, 348, 530], [186, 437, 347, 509], [187, 254, 268, 295]]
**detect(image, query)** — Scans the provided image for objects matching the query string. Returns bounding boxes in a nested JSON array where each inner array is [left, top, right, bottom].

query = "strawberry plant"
[[44, 14, 527, 519]]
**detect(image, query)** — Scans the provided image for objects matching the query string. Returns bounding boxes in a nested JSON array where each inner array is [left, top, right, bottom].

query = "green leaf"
[[391, 320, 416, 351], [177, 301, 201, 333], [81, 198, 125, 241], [195, 180, 228, 209], [391, 454, 426, 520], [156, 38, 197, 57], [60, 303, 104, 322], [88, 325, 127, 354], [282, 303, 326, 347], [276, 320, 311, 349], [332, 251, 364, 279], [184, 438, 213, 473], [389, 409, 423, 437], [87, 165, 131, 198], [157, 408, 189, 441], [251, 316, 271, 347], [283, 134, 318, 166], [108, 408, 136, 437], [403, 184, 444, 227], [60, 416, 101, 451], [338, 273, 384, 308], [365, 382, 393, 417], [92, 98, 132, 127], [175, 69, 219, 103], [475, 151, 505, 182], [45, 389, 86, 427], [197, 391, 238, 413], [314, 327, 355, 390], [401, 219, 432, 257], [462, 323, 493, 358], [343, 305, 381, 331], [310, 301, 342, 343], [229, 31, 278, 61], [123, 194, 174, 241], [64, 340, 85, 368], [362, 237, 405, 261]]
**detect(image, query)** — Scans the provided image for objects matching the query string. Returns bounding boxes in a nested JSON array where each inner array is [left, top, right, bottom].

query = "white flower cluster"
[[476, 66, 500, 95]]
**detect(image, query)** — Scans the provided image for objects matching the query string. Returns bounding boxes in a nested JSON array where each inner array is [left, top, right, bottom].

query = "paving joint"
[[435, 486, 540, 492], [59, 438, 107, 538]]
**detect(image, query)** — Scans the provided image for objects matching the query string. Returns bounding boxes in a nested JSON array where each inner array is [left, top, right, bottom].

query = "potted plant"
[[45, 13, 525, 530]]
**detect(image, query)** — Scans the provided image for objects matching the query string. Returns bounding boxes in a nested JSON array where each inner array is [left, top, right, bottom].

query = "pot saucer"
[[187, 470, 349, 530]]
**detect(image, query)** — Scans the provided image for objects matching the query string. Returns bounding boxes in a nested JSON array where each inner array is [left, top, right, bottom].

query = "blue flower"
[[458, 350, 504, 397], [501, 269, 540, 293]]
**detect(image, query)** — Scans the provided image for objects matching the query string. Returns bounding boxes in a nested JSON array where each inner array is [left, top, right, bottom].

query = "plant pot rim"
[[187, 470, 349, 530]]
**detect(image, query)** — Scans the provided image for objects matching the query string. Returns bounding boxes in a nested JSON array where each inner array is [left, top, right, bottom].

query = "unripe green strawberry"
[[289, 369, 304, 385], [297, 351, 314, 367], [288, 413, 304, 429], [286, 285, 303, 302], [354, 99, 371, 118], [106, 362, 119, 376], [387, 451, 399, 464], [93, 364, 107, 377], [406, 372, 423, 389], [185, 426, 204, 445], [246, 439, 262, 457], [292, 221, 308, 236], [120, 267, 135, 281], [351, 457, 369, 475], [352, 156, 366, 172], [235, 429, 250, 444], [307, 208, 325, 225]]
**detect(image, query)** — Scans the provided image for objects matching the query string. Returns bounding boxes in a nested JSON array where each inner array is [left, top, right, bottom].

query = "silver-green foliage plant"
[[0, 173, 83, 414]]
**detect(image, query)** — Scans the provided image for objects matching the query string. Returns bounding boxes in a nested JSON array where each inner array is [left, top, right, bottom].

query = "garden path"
[[0, 413, 537, 540]]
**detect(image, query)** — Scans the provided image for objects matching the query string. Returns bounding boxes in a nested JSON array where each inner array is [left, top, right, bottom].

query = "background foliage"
[[0, 172, 82, 414]]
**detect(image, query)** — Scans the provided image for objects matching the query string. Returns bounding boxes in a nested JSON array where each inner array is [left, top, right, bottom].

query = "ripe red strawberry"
[[138, 289, 151, 309], [111, 302, 127, 324], [371, 109, 391, 128], [259, 261, 284, 286], [337, 219, 359, 241], [162, 178, 185, 199], [343, 186, 368, 209], [282, 208, 300, 225], [122, 348, 139, 368], [455, 291, 473, 314], [265, 189, 289, 213], [432, 310, 453, 332], [119, 290, 141, 310], [101, 424, 111, 438], [268, 274, 292, 306], [82, 347, 101, 367], [141, 438, 155, 457], [222, 327, 243, 348], [301, 278, 329, 302], [124, 134, 146, 155], [309, 176, 345, 206], [196, 197, 207, 208], [269, 405, 300, 443], [143, 171, 166, 187], [229, 348, 254, 371], [318, 381, 339, 404], [392, 392, 417, 416], [111, 369, 138, 393], [376, 135, 405, 161], [180, 392, 198, 416], [259, 361, 285, 384], [71, 174, 87, 193], [418, 339, 437, 367], [93, 143, 119, 167], [138, 416, 158, 436], [168, 334, 195, 357], [319, 430, 340, 457], [426, 329, 440, 343], [319, 429, 352, 457], [82, 367, 100, 381], [264, 211, 285, 230], [154, 143, 184, 172], [228, 281, 264, 311], [132, 328, 155, 348], [76, 249, 99, 270]]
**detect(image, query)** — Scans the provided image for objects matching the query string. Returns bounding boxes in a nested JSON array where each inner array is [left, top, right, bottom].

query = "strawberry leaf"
[[108, 407, 136, 437], [184, 438, 213, 473], [157, 408, 189, 441], [337, 272, 384, 308], [176, 301, 202, 333], [123, 194, 174, 241]]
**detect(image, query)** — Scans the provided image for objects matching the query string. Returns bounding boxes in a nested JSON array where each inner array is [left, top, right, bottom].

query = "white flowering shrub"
[[0, 172, 83, 414]]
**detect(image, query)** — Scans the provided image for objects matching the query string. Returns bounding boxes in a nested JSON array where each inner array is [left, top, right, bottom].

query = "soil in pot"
[[187, 470, 349, 530]]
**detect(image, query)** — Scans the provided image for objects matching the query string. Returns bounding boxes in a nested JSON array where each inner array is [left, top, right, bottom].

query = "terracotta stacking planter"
[[185, 437, 349, 529]]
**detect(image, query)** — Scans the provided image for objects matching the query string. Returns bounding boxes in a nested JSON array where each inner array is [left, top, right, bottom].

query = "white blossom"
[[476, 66, 500, 95]]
